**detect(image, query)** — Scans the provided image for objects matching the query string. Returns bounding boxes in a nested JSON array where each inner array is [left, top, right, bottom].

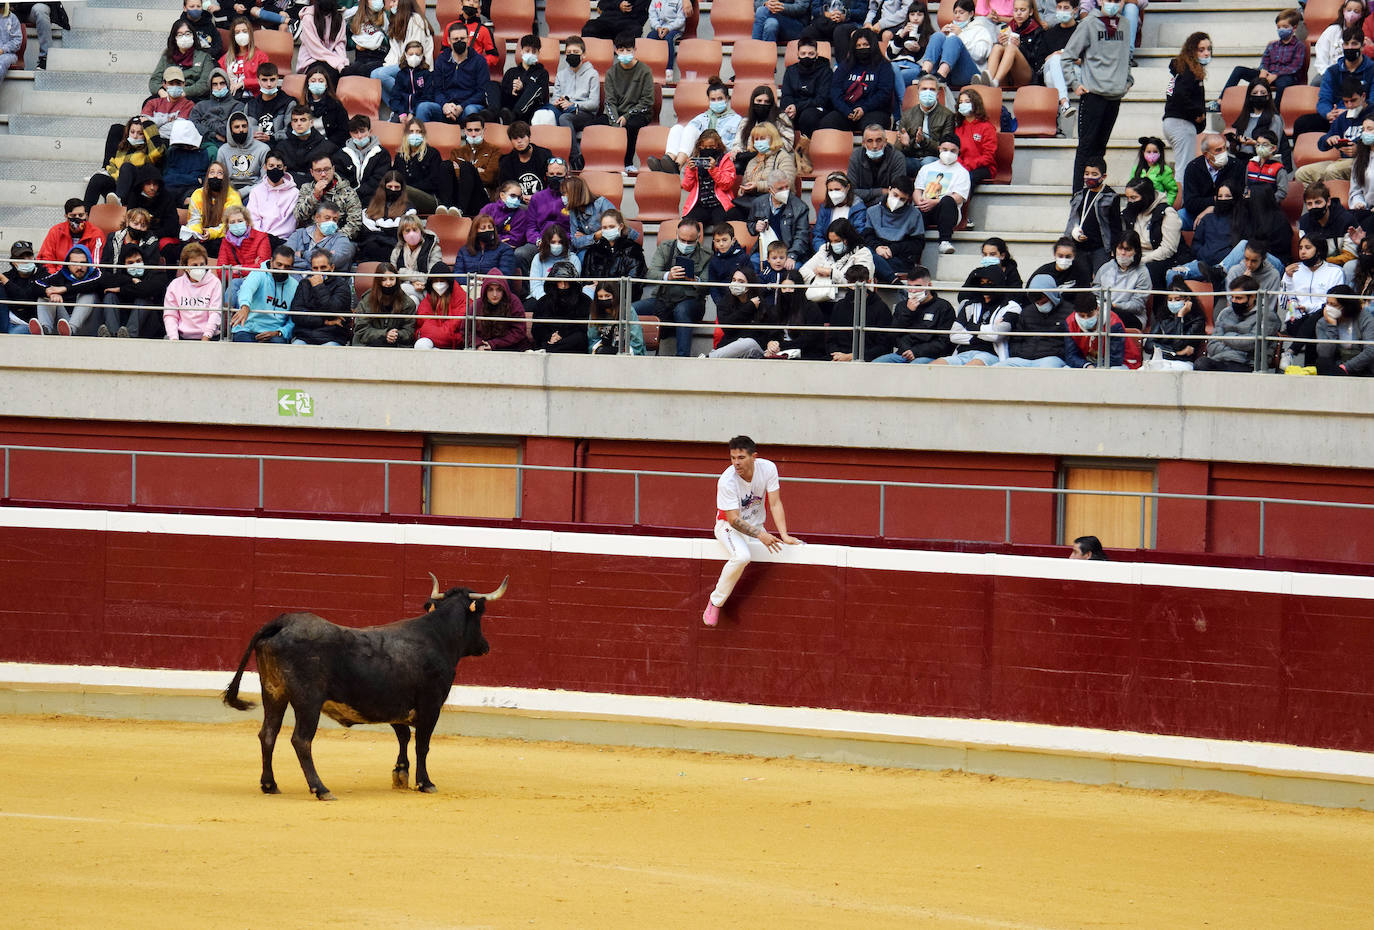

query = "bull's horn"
[[428, 572, 443, 600], [476, 576, 508, 602]]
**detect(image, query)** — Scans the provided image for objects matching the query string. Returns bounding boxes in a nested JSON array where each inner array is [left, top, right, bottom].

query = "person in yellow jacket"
[[184, 160, 242, 256], [82, 116, 165, 207]]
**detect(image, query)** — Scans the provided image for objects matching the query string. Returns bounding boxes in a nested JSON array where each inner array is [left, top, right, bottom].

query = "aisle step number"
[[278, 390, 316, 417]]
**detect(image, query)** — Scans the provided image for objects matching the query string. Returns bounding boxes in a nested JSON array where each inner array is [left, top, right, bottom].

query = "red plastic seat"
[[580, 124, 629, 173], [633, 170, 684, 221], [1012, 85, 1059, 138]]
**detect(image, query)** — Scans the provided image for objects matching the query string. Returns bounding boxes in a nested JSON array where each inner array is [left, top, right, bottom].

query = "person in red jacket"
[[682, 130, 737, 226], [415, 261, 467, 349], [445, 0, 501, 78], [218, 204, 273, 308], [953, 87, 998, 197], [37, 199, 106, 275]]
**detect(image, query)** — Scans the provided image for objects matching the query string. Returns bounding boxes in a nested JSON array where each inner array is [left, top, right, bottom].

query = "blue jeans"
[[904, 154, 936, 175], [7, 311, 29, 334], [752, 7, 806, 42], [371, 64, 401, 102], [232, 331, 289, 343], [634, 295, 703, 356], [873, 352, 936, 363], [892, 60, 923, 93], [292, 338, 342, 346], [646, 29, 682, 69], [995, 356, 1068, 368], [415, 100, 485, 123], [920, 32, 979, 88], [941, 349, 999, 365]]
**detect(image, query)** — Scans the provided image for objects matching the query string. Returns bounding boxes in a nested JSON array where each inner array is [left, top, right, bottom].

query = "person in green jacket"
[[147, 19, 215, 101], [602, 31, 655, 172], [587, 279, 647, 355], [1129, 135, 1179, 206]]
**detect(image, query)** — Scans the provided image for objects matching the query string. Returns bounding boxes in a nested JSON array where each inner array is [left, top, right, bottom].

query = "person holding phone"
[[633, 217, 712, 356]]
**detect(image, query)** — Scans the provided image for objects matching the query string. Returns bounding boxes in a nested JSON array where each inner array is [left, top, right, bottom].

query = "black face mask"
[[594, 296, 615, 307], [1214, 199, 1234, 215], [750, 103, 770, 120], [1305, 254, 1325, 268], [853, 46, 873, 62], [384, 186, 402, 201], [207, 177, 225, 192], [230, 129, 248, 145], [797, 56, 821, 72], [699, 148, 722, 161], [271, 270, 289, 282], [1346, 47, 1363, 63], [546, 175, 563, 192], [379, 281, 399, 294], [452, 39, 468, 56], [1232, 300, 1252, 314], [565, 53, 582, 67], [478, 229, 498, 246], [463, 7, 479, 21], [265, 166, 285, 184], [1248, 95, 1268, 110]]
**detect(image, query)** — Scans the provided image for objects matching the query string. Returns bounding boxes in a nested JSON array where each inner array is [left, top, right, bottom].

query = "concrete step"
[[35, 69, 154, 96], [968, 186, 1071, 232], [0, 176, 93, 207], [62, 29, 170, 53], [1144, 10, 1286, 49], [88, 0, 185, 9], [0, 134, 105, 163], [1012, 139, 1150, 186], [72, 6, 190, 31], [43, 48, 163, 78], [20, 88, 148, 118]]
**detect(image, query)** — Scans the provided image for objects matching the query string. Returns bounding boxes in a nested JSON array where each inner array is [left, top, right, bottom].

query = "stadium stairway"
[[0, 0, 1293, 286]]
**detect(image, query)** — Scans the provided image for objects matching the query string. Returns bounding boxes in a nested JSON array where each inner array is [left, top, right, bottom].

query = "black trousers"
[[1193, 356, 1252, 372], [921, 195, 961, 240], [794, 107, 826, 137], [1072, 93, 1121, 194], [818, 107, 893, 132]]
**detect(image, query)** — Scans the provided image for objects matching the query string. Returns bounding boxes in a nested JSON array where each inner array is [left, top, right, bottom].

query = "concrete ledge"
[[4, 664, 1373, 811]]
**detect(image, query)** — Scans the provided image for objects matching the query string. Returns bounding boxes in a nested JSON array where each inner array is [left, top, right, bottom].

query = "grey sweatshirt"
[[1062, 11, 1133, 100], [188, 68, 236, 142], [215, 109, 271, 187]]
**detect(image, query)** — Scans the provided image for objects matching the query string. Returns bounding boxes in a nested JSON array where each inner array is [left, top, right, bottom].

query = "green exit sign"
[[277, 389, 315, 417]]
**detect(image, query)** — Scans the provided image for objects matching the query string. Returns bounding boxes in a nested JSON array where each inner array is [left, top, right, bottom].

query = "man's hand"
[[314, 179, 330, 198], [877, 245, 892, 258], [548, 331, 562, 344], [831, 350, 853, 361], [778, 533, 802, 545], [254, 330, 279, 342], [667, 265, 686, 280], [755, 219, 768, 234], [254, 131, 272, 142], [232, 308, 249, 327], [616, 115, 627, 127], [901, 348, 915, 361], [512, 77, 523, 93], [620, 0, 632, 10], [784, 256, 796, 270], [757, 529, 781, 551], [201, 332, 214, 341], [849, 107, 864, 121], [766, 0, 782, 11]]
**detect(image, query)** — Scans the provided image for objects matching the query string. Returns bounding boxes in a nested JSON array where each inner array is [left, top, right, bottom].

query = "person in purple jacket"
[[525, 157, 571, 235], [479, 179, 540, 276]]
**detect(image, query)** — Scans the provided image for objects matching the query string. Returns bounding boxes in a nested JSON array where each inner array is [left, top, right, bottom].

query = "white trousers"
[[710, 519, 759, 607]]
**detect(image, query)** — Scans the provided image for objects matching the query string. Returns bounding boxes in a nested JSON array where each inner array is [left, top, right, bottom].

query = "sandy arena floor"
[[2, 714, 1371, 929]]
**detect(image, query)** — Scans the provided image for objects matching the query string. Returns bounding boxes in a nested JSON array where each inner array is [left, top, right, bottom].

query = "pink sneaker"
[[702, 602, 720, 626]]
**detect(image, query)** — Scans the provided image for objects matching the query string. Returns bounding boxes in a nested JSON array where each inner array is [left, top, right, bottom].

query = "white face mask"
[[886, 194, 904, 211], [433, 281, 449, 295], [235, 30, 250, 47], [406, 54, 422, 67], [827, 189, 846, 205], [1116, 253, 1134, 269], [176, 33, 194, 50], [772, 188, 789, 204], [1210, 150, 1229, 168], [1076, 313, 1098, 329], [1054, 256, 1074, 271], [728, 282, 748, 295], [938, 150, 958, 165], [188, 266, 207, 282]]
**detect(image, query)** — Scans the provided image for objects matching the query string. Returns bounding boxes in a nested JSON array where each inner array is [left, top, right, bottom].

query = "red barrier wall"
[[3, 520, 1372, 753]]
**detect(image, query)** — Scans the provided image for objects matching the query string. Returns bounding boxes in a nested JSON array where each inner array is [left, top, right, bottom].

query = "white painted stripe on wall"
[[3, 505, 1374, 600], [4, 662, 1372, 783]]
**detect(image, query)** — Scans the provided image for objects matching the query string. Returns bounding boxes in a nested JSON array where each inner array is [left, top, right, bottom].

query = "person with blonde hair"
[[730, 122, 797, 220], [218, 203, 272, 307], [389, 213, 443, 302], [162, 241, 223, 341], [392, 118, 452, 206]]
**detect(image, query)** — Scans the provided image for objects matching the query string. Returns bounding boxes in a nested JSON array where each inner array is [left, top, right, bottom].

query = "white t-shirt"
[[715, 458, 780, 529]]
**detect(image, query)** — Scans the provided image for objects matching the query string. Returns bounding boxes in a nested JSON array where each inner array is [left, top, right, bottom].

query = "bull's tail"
[[222, 620, 285, 711]]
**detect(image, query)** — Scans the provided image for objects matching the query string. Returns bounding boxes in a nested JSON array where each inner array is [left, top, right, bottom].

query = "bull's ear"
[[468, 601, 478, 613]]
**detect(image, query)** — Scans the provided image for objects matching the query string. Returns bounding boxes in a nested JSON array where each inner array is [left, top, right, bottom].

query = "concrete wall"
[[4, 340, 1374, 469]]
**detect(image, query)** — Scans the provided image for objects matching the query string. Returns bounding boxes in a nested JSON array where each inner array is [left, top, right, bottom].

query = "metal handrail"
[[5, 443, 1372, 556]]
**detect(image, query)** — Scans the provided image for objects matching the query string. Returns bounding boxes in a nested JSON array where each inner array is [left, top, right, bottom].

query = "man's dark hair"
[[1340, 75, 1366, 99], [312, 152, 335, 167], [520, 33, 540, 50], [308, 248, 334, 266], [64, 197, 84, 214], [348, 114, 372, 132], [677, 217, 702, 234], [257, 61, 279, 78], [509, 120, 531, 139], [712, 223, 736, 239], [272, 244, 295, 262], [905, 265, 931, 280], [797, 34, 817, 50], [1085, 155, 1107, 173], [614, 30, 637, 50], [728, 435, 757, 454], [1054, 235, 1078, 251], [1074, 536, 1107, 560]]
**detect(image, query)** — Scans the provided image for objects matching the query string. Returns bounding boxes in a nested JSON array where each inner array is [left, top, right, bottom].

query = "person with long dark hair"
[[1315, 283, 1374, 374], [1141, 282, 1206, 370], [586, 279, 647, 355], [821, 28, 896, 132], [147, 18, 214, 100], [1162, 31, 1210, 181], [709, 267, 773, 358], [352, 262, 418, 347]]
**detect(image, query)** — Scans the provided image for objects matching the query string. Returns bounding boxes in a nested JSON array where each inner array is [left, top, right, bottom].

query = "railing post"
[[3, 447, 8, 499], [851, 283, 865, 361], [1138, 494, 1146, 549], [130, 452, 137, 506], [618, 277, 632, 355], [1096, 282, 1111, 367], [1258, 500, 1266, 556], [878, 483, 886, 537], [633, 472, 640, 525], [1254, 287, 1267, 372], [383, 462, 390, 514], [464, 273, 479, 349], [257, 457, 264, 510], [1004, 488, 1011, 544]]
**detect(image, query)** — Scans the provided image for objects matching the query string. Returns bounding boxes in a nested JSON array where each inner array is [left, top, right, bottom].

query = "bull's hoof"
[[261, 783, 280, 794], [392, 768, 409, 789], [315, 790, 337, 801], [417, 783, 437, 794]]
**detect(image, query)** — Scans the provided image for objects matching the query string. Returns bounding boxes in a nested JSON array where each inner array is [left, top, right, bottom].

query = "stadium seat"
[[532, 123, 572, 161], [1305, 0, 1340, 46], [967, 84, 1002, 120], [89, 203, 125, 235], [634, 37, 670, 80], [436, 0, 462, 29], [1293, 131, 1338, 168], [1279, 85, 1320, 135], [675, 39, 723, 82], [807, 128, 855, 180], [580, 169, 626, 207], [255, 28, 294, 72], [937, 0, 955, 27], [684, 0, 699, 39], [729, 39, 780, 87], [991, 133, 1014, 185], [424, 121, 464, 154], [1012, 86, 1059, 138], [483, 122, 512, 153], [633, 170, 683, 221], [638, 313, 661, 352], [637, 125, 674, 166], [709, 0, 755, 46], [657, 218, 680, 243], [354, 261, 381, 300], [281, 73, 306, 104], [1219, 85, 1246, 128], [491, 0, 536, 47], [728, 220, 757, 253], [425, 213, 472, 263], [581, 37, 614, 74], [580, 125, 629, 173], [783, 40, 830, 67], [1183, 279, 1215, 334], [535, 37, 560, 76], [674, 79, 709, 121], [727, 83, 762, 118], [337, 76, 382, 119], [543, 0, 591, 42], [375, 120, 403, 156]]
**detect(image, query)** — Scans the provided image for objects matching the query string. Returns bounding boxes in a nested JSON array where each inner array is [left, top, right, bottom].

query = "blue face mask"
[[228, 221, 248, 237], [503, 195, 520, 209], [918, 88, 937, 107], [616, 53, 634, 65], [1363, 131, 1374, 146], [167, 85, 185, 98], [864, 147, 883, 160], [308, 81, 327, 96], [522, 52, 538, 66], [318, 220, 338, 236], [212, 85, 229, 99], [978, 256, 999, 267], [1277, 26, 1293, 40], [186, 8, 203, 19], [678, 240, 696, 254], [1055, 8, 1074, 23], [407, 133, 424, 148], [709, 99, 728, 114], [958, 101, 974, 116], [550, 242, 564, 256], [1101, 1, 1120, 16], [602, 226, 620, 242], [753, 138, 770, 153]]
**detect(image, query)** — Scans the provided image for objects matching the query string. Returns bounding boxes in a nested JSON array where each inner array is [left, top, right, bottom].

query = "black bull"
[[223, 574, 506, 800]]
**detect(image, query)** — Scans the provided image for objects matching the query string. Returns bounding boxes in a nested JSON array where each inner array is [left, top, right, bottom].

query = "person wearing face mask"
[[244, 152, 300, 242], [295, 154, 364, 238], [148, 23, 214, 102], [178, 0, 225, 59], [1219, 9, 1306, 109], [357, 171, 418, 262], [189, 69, 237, 152], [452, 113, 502, 205], [451, 214, 519, 280], [1091, 231, 1149, 329], [416, 24, 491, 124], [653, 78, 743, 174], [231, 244, 297, 343], [32, 245, 104, 336], [732, 86, 797, 163], [951, 89, 998, 194], [83, 116, 166, 209], [1140, 284, 1205, 370], [1165, 182, 1234, 287], [847, 124, 906, 206], [369, 0, 436, 103], [800, 218, 874, 309], [1129, 136, 1177, 209], [1039, 0, 1082, 117], [1313, 283, 1374, 374], [217, 110, 271, 190], [341, 0, 392, 79], [873, 266, 955, 363], [1, 241, 50, 334], [602, 32, 656, 172], [709, 267, 774, 358], [161, 242, 223, 341], [897, 74, 955, 173], [1243, 129, 1290, 203], [586, 281, 648, 354], [1298, 183, 1358, 266], [289, 248, 354, 346], [1308, 1, 1366, 87], [526, 157, 572, 233], [864, 177, 923, 283], [1161, 32, 1210, 181], [497, 122, 554, 200], [336, 115, 389, 203], [389, 215, 444, 301], [1225, 78, 1289, 168], [821, 28, 896, 133], [812, 173, 871, 253], [413, 261, 468, 350], [825, 264, 893, 361], [930, 267, 1018, 366], [37, 199, 107, 277], [1063, 0, 1131, 194], [469, 271, 533, 351], [296, 0, 348, 75], [682, 130, 738, 226], [143, 68, 197, 129], [301, 64, 350, 148], [528, 226, 580, 303], [122, 165, 183, 250], [96, 242, 165, 338], [1297, 78, 1369, 187], [281, 106, 340, 188], [186, 163, 242, 254], [219, 16, 268, 98], [993, 272, 1073, 368], [478, 180, 541, 275], [731, 124, 798, 219], [393, 119, 454, 208], [245, 62, 293, 143], [386, 40, 435, 123], [1346, 118, 1374, 219], [1283, 233, 1345, 321], [285, 200, 357, 271], [1194, 274, 1274, 372], [550, 37, 600, 170], [352, 261, 419, 347], [636, 217, 711, 356], [885, 3, 935, 94], [780, 36, 834, 138], [1180, 134, 1244, 230], [218, 204, 273, 308], [581, 0, 653, 42], [746, 170, 812, 268], [913, 136, 972, 255], [1302, 26, 1374, 141], [500, 34, 552, 125], [645, 0, 687, 79], [1119, 176, 1181, 293], [1063, 290, 1137, 368], [1031, 236, 1092, 290], [528, 261, 591, 352]]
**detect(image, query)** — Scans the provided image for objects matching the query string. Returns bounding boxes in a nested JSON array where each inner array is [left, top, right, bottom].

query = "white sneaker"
[[625, 165, 639, 176], [938, 240, 955, 254]]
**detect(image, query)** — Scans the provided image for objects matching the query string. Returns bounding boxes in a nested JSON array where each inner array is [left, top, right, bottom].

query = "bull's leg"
[[391, 724, 411, 789], [258, 691, 288, 794], [413, 713, 440, 793], [288, 700, 334, 800]]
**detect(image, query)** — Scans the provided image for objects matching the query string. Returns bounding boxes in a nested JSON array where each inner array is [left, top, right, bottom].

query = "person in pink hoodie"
[[245, 152, 300, 240], [163, 242, 224, 340], [295, 0, 349, 75]]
